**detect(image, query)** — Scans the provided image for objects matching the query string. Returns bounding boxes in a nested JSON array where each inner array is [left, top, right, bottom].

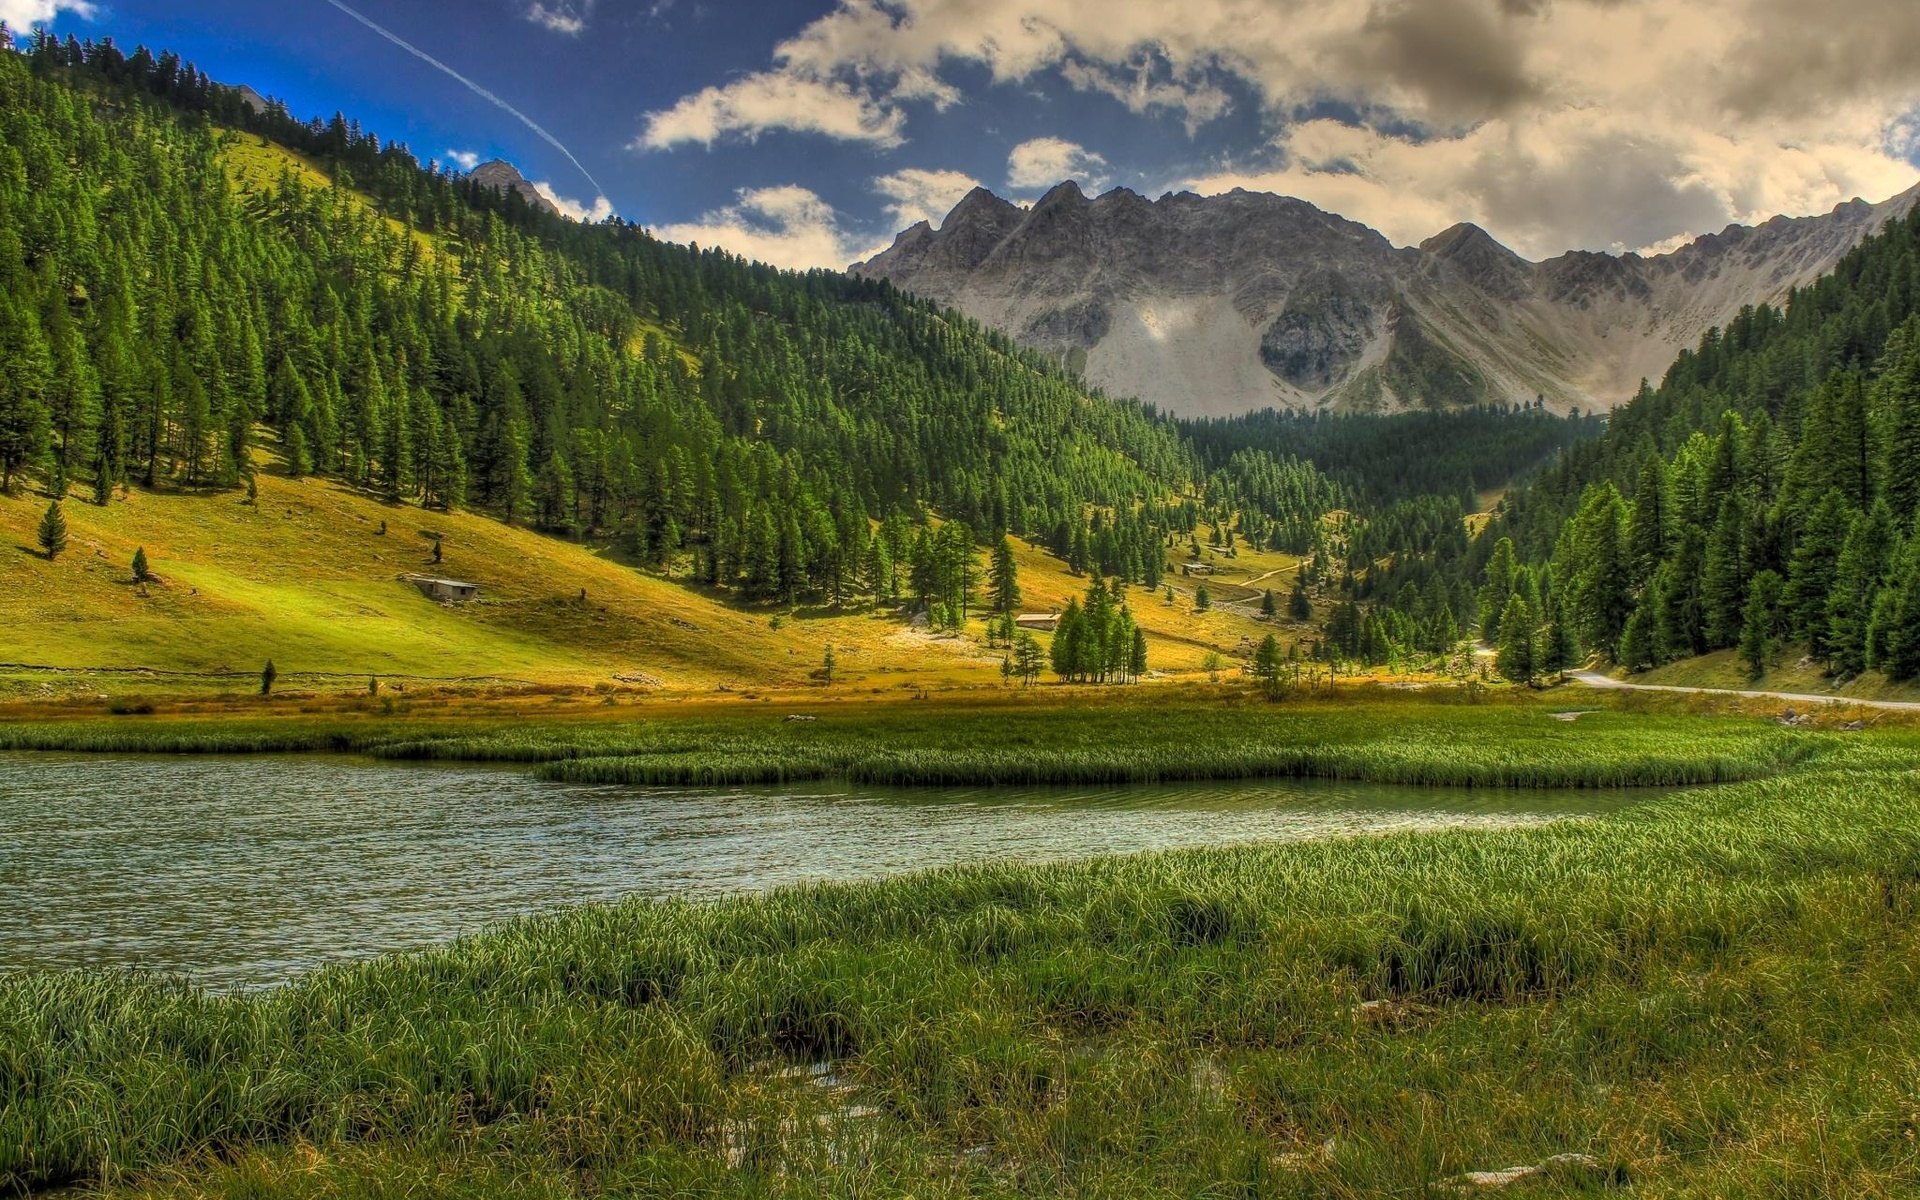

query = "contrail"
[[322, 0, 607, 200]]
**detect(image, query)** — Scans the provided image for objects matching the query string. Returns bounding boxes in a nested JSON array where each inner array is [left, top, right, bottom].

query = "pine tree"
[[822, 643, 836, 686], [1495, 594, 1535, 684], [1289, 581, 1312, 621], [1627, 447, 1672, 585], [1739, 570, 1785, 679], [1876, 540, 1920, 681], [1252, 633, 1283, 699], [1261, 589, 1277, 619], [1195, 583, 1211, 612], [1883, 347, 1920, 526], [260, 659, 277, 696], [1618, 588, 1658, 672], [1783, 489, 1852, 658], [1479, 537, 1517, 642], [986, 536, 1021, 616], [1701, 495, 1749, 649], [132, 546, 150, 583], [36, 499, 67, 559], [1129, 626, 1148, 683], [1014, 631, 1045, 686], [1827, 502, 1897, 677]]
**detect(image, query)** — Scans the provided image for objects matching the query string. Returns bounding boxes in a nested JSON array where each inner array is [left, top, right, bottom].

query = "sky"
[[13, 0, 1920, 271]]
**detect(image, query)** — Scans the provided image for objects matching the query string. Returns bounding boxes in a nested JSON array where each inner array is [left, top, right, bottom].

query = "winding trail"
[[1567, 669, 1920, 713]]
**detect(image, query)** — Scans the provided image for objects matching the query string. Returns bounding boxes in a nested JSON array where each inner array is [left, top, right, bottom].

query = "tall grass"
[[6, 729, 1920, 1196], [0, 696, 1831, 789]]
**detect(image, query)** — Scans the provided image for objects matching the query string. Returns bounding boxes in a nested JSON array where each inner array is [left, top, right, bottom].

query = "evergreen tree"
[[1479, 537, 1517, 642], [1013, 631, 1045, 686], [1875, 540, 1920, 681], [1701, 495, 1749, 649], [1783, 489, 1852, 658], [1618, 588, 1658, 673], [1883, 346, 1920, 525], [36, 499, 67, 560], [1495, 594, 1535, 684], [1828, 501, 1898, 677], [1739, 570, 1785, 679], [1289, 581, 1312, 621], [1261, 589, 1277, 619], [1626, 447, 1672, 586], [260, 659, 277, 696], [1129, 626, 1148, 683], [132, 546, 150, 583], [1195, 583, 1211, 612], [986, 536, 1021, 616], [1252, 633, 1283, 699]]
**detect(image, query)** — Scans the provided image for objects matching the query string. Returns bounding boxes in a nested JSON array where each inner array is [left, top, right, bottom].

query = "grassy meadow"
[[0, 471, 1316, 704], [2, 697, 1919, 1197], [1614, 646, 1920, 706]]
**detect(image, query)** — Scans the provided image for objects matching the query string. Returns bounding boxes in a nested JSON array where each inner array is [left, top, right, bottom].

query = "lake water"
[[0, 753, 1652, 989]]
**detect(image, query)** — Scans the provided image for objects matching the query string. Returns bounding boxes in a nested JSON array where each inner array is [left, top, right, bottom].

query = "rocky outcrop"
[[853, 183, 1920, 418], [468, 160, 561, 218]]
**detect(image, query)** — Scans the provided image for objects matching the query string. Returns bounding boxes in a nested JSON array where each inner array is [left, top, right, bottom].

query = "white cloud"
[[444, 149, 481, 171], [637, 0, 1920, 258], [635, 73, 907, 150], [873, 167, 981, 227], [0, 0, 93, 31], [1058, 58, 1230, 136], [653, 185, 878, 270], [1007, 137, 1108, 192], [524, 2, 586, 35], [529, 180, 615, 223]]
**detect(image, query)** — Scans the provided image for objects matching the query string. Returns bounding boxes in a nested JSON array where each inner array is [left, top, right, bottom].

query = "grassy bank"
[[4, 721, 1920, 1196], [0, 692, 1825, 789]]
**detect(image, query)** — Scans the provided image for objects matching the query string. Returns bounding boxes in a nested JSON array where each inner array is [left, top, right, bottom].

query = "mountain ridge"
[[853, 182, 1920, 418]]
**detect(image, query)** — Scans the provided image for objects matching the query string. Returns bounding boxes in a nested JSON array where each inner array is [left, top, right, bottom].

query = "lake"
[[0, 753, 1655, 989]]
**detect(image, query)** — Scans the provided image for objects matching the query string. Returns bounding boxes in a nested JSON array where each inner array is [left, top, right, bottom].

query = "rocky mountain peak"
[[854, 177, 1920, 419], [467, 160, 561, 218]]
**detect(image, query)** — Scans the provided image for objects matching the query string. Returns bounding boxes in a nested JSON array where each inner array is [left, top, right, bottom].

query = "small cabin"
[[1015, 612, 1060, 632], [410, 577, 480, 602], [1181, 563, 1216, 577]]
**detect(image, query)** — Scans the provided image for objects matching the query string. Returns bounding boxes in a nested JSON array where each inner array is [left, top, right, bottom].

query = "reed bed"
[[6, 726, 1920, 1197]]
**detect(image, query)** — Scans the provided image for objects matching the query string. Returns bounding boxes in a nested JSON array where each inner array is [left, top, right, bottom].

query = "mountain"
[[854, 181, 1920, 418], [466, 159, 562, 217]]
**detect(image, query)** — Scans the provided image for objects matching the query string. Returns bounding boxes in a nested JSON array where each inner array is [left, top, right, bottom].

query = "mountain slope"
[[854, 182, 1920, 418]]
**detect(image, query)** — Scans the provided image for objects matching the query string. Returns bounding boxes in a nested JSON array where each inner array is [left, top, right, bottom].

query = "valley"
[[6, 21, 1920, 1200]]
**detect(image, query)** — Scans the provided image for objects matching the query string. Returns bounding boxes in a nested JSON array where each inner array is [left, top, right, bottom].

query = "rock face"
[[852, 182, 1920, 417], [468, 160, 561, 218]]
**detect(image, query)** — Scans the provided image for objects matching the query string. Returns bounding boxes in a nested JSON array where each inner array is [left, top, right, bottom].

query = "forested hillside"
[[1180, 404, 1605, 507], [0, 31, 1353, 616], [1479, 212, 1920, 683]]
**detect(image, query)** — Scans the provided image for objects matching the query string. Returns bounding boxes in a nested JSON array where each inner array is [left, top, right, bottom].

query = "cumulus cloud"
[[873, 167, 982, 227], [0, 0, 93, 31], [653, 186, 878, 270], [524, 2, 587, 35], [636, 73, 908, 150], [638, 0, 1920, 258], [528, 180, 615, 223], [444, 149, 481, 171], [1007, 137, 1108, 191]]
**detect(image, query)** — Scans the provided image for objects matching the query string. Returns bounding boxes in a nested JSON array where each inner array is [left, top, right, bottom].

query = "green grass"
[[4, 699, 1918, 1196], [0, 693, 1821, 788]]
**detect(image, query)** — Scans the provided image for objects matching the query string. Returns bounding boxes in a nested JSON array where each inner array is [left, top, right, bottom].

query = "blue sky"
[[17, 0, 1920, 269]]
